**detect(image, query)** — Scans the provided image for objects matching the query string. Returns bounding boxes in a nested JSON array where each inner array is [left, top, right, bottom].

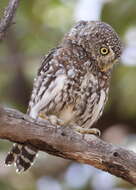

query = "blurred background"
[[0, 0, 136, 189]]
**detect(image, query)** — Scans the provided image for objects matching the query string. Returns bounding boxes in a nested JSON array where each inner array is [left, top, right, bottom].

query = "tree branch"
[[0, 0, 19, 41], [0, 106, 136, 185]]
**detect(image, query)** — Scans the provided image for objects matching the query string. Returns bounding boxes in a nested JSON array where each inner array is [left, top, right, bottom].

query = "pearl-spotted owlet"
[[5, 21, 122, 172]]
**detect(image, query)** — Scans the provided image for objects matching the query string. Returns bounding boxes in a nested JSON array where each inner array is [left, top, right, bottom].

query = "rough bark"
[[0, 106, 136, 185]]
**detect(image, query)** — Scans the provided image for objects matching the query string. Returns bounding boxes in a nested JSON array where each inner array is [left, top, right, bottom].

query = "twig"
[[0, 0, 19, 41], [0, 106, 136, 185]]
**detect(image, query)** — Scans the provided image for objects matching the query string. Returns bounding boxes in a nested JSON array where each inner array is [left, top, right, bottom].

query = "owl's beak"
[[100, 64, 113, 72], [100, 59, 119, 72]]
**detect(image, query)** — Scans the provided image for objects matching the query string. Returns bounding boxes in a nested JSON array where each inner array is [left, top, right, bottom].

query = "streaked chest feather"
[[29, 74, 67, 118], [58, 89, 106, 127], [30, 70, 107, 128], [58, 73, 107, 127], [88, 89, 106, 127]]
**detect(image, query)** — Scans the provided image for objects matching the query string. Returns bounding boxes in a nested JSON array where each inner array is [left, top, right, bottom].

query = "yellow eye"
[[100, 47, 109, 55]]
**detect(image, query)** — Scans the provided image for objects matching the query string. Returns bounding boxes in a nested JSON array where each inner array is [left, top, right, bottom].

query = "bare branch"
[[0, 0, 19, 41], [0, 106, 136, 185]]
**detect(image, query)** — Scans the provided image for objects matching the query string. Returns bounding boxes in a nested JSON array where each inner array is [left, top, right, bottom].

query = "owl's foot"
[[39, 113, 66, 132], [39, 112, 64, 126], [38, 112, 48, 120], [47, 115, 65, 133], [75, 126, 101, 137], [48, 115, 64, 126], [39, 113, 64, 132]]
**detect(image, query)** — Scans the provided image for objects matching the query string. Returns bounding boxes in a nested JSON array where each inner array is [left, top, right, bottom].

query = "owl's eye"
[[100, 47, 109, 55]]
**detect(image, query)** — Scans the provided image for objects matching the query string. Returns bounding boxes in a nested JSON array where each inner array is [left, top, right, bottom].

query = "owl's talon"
[[39, 112, 47, 120], [39, 113, 64, 126], [75, 126, 101, 137]]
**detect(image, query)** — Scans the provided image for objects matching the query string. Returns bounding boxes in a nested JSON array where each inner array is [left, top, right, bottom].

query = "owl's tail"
[[5, 144, 38, 172]]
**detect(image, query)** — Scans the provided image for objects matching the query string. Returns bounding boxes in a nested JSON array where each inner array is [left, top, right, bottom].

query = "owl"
[[5, 21, 122, 172]]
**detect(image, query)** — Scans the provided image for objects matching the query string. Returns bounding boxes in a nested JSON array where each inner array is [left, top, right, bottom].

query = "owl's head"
[[64, 21, 122, 72]]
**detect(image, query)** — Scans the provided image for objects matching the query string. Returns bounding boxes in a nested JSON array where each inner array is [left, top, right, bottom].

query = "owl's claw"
[[38, 112, 48, 120], [39, 113, 64, 126], [75, 126, 101, 137]]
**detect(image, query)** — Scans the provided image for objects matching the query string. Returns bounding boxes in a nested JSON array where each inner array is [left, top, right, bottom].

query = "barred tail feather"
[[5, 144, 38, 172], [5, 144, 21, 165], [16, 146, 38, 172]]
